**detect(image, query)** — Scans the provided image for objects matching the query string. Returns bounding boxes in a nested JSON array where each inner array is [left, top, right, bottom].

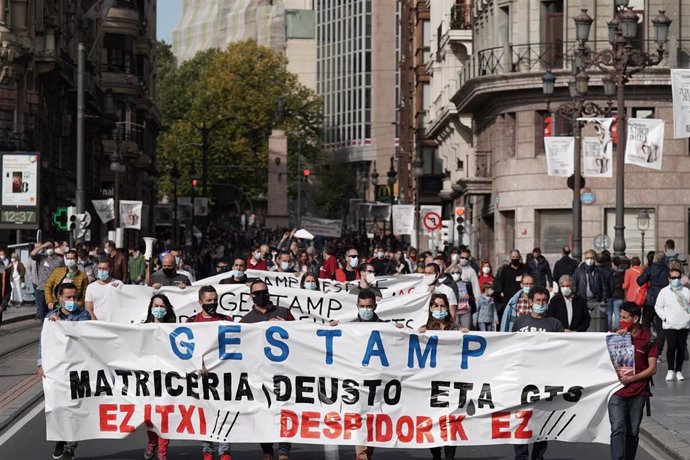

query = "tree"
[[155, 40, 322, 203]]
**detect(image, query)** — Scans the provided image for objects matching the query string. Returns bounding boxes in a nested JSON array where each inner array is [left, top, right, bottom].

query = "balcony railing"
[[450, 3, 473, 31]]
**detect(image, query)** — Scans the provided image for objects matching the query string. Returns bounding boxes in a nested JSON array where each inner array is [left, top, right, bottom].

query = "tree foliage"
[[155, 40, 322, 202]]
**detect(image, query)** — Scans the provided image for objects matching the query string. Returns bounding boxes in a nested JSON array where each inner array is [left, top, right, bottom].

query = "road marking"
[[0, 400, 44, 447], [324, 443, 339, 460]]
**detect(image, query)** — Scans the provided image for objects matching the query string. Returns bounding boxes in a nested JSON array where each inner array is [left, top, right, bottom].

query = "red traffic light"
[[192, 179, 198, 187], [303, 169, 311, 177]]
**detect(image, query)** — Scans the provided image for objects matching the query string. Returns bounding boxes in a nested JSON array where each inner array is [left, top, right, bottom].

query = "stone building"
[[427, 0, 690, 265], [0, 0, 159, 241]]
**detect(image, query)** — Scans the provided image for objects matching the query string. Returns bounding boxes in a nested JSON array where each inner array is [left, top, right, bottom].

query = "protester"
[[219, 258, 248, 284], [548, 275, 591, 332], [241, 281, 293, 459], [654, 267, 690, 381], [275, 251, 297, 273], [608, 302, 658, 460], [84, 258, 123, 320], [456, 248, 481, 298], [104, 240, 128, 284], [0, 259, 11, 329], [608, 256, 626, 331], [526, 247, 553, 289], [448, 266, 472, 329], [44, 250, 88, 310], [499, 274, 535, 332], [335, 247, 360, 282], [637, 251, 669, 355], [477, 259, 494, 288], [663, 239, 686, 269], [77, 248, 96, 283], [494, 250, 528, 318], [474, 282, 498, 331], [37, 282, 90, 460], [300, 272, 320, 291], [424, 263, 459, 320], [143, 294, 176, 460], [215, 259, 231, 275], [404, 246, 418, 273], [622, 256, 644, 305], [349, 264, 382, 298], [8, 253, 24, 306], [552, 245, 579, 282], [573, 249, 608, 319], [30, 241, 64, 321], [128, 246, 146, 285], [247, 246, 268, 270], [319, 244, 338, 280], [370, 244, 394, 276], [150, 254, 191, 289]]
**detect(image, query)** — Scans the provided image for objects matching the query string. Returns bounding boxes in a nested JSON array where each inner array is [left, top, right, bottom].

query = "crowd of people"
[[3, 230, 687, 460]]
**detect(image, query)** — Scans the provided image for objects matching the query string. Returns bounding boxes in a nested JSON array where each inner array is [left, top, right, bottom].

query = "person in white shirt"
[[84, 258, 122, 320], [654, 268, 690, 381], [424, 263, 458, 320]]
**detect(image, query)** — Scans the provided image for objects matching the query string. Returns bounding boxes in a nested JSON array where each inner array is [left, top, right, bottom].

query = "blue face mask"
[[532, 303, 548, 315], [522, 286, 531, 295], [175, 256, 181, 266], [97, 270, 109, 281], [671, 278, 682, 289], [432, 310, 449, 320], [232, 270, 244, 279], [304, 282, 317, 290], [358, 307, 374, 321], [281, 262, 290, 271], [151, 307, 167, 319], [63, 300, 77, 312]]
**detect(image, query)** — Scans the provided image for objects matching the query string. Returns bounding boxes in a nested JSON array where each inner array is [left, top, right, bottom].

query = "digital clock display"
[[1, 210, 37, 224]]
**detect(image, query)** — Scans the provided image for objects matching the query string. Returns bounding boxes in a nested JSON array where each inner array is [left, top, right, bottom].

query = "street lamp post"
[[411, 155, 424, 249], [370, 162, 380, 234], [170, 162, 181, 247], [387, 156, 397, 234], [636, 209, 650, 259], [569, 5, 671, 259]]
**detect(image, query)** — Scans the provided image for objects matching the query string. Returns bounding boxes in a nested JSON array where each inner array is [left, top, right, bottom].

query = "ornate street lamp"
[[636, 209, 650, 259]]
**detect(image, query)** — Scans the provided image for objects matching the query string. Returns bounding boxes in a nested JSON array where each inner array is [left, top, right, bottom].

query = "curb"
[[3, 313, 36, 325], [640, 417, 690, 460]]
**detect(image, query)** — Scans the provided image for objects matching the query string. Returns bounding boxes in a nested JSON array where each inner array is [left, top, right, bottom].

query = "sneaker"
[[220, 454, 232, 460], [53, 442, 66, 459], [63, 442, 78, 460], [144, 444, 157, 459], [677, 371, 685, 381], [666, 370, 675, 381]]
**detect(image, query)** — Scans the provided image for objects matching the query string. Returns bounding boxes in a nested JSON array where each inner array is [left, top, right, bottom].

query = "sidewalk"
[[640, 351, 690, 460], [1, 302, 37, 326]]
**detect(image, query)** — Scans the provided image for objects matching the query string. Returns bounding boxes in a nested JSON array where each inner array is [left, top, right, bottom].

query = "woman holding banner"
[[300, 272, 321, 291], [143, 294, 177, 460]]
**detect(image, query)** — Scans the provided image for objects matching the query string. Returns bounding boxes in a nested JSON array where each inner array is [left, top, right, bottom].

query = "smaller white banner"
[[625, 118, 664, 170], [301, 217, 342, 238], [392, 205, 415, 235], [92, 199, 115, 224], [119, 200, 143, 230], [544, 137, 574, 177], [671, 69, 690, 139], [581, 118, 614, 178]]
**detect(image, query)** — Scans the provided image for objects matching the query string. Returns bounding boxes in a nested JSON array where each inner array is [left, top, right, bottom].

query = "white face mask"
[[424, 274, 437, 285], [451, 254, 459, 261], [585, 258, 594, 266], [364, 272, 376, 285], [451, 273, 461, 282], [561, 287, 573, 297], [482, 266, 491, 274]]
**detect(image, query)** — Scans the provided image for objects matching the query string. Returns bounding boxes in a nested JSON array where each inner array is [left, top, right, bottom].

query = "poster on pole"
[[671, 69, 690, 139], [625, 118, 664, 170], [544, 137, 574, 177], [92, 199, 115, 224], [580, 118, 614, 178], [301, 216, 343, 238], [119, 200, 142, 229], [0, 152, 40, 229], [392, 205, 415, 235]]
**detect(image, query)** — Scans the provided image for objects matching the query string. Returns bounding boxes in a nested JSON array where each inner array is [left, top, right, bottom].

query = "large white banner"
[[671, 69, 690, 139], [301, 217, 342, 238], [95, 284, 431, 329], [544, 137, 574, 177], [119, 200, 143, 230], [625, 118, 664, 170], [392, 205, 415, 235], [42, 322, 621, 445], [581, 118, 614, 178]]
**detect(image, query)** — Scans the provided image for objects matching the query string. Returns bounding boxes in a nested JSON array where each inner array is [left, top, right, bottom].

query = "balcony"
[[450, 3, 473, 31], [438, 3, 473, 52]]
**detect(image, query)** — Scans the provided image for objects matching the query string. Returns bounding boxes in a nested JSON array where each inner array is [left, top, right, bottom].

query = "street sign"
[[422, 210, 442, 231], [0, 152, 40, 229], [581, 190, 596, 204], [53, 207, 69, 231]]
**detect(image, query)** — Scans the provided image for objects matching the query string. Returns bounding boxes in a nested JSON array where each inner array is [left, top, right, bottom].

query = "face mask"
[[63, 300, 77, 312], [486, 289, 494, 296], [202, 302, 218, 315], [532, 304, 548, 315], [451, 254, 459, 261], [254, 252, 262, 260], [432, 310, 449, 320], [10, 258, 16, 263], [304, 282, 317, 290], [460, 259, 470, 267], [349, 257, 359, 268], [376, 252, 385, 259], [174, 257, 181, 266], [511, 258, 520, 266], [671, 279, 682, 289], [151, 307, 167, 319], [561, 287, 573, 297], [424, 274, 437, 285], [358, 307, 374, 321], [451, 273, 461, 282], [365, 272, 376, 285], [163, 268, 177, 278], [46, 248, 55, 256], [482, 266, 491, 274], [66, 259, 77, 269], [280, 262, 290, 271], [253, 291, 270, 307], [619, 320, 633, 330], [232, 270, 244, 279], [97, 270, 109, 281], [585, 258, 594, 266], [522, 286, 531, 295]]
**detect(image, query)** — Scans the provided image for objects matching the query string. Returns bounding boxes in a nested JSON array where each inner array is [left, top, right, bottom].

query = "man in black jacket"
[[553, 245, 580, 282], [549, 275, 591, 332], [527, 247, 553, 288], [494, 250, 528, 318]]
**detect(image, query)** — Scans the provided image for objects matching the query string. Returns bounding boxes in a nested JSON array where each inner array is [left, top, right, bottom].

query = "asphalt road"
[[0, 402, 656, 460]]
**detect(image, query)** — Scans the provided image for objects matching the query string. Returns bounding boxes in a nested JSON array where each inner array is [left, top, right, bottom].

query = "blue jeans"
[[514, 441, 548, 460], [202, 441, 231, 454], [608, 299, 623, 331], [35, 288, 49, 321], [609, 394, 646, 460]]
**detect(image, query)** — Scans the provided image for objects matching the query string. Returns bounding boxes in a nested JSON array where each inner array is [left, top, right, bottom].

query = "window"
[[422, 146, 442, 175], [604, 209, 656, 260], [537, 209, 573, 254]]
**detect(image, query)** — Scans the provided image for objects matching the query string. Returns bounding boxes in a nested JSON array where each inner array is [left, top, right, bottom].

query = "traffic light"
[[440, 220, 452, 245], [455, 206, 465, 235], [303, 169, 310, 181], [544, 115, 553, 137], [67, 206, 77, 231], [191, 179, 199, 188]]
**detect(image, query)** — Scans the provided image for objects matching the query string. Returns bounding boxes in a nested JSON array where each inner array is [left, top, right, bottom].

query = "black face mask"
[[253, 291, 270, 307], [202, 302, 218, 315], [511, 259, 521, 266], [163, 268, 176, 278]]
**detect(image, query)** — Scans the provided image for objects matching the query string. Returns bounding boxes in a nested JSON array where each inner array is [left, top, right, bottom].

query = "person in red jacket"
[[319, 244, 337, 280], [246, 246, 268, 271], [335, 247, 360, 282]]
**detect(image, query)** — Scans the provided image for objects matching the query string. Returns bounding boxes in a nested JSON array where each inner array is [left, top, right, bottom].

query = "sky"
[[157, 0, 183, 43]]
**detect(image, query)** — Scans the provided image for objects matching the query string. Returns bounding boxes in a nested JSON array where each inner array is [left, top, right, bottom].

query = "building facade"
[[427, 0, 690, 265], [0, 0, 159, 243], [172, 0, 317, 90]]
